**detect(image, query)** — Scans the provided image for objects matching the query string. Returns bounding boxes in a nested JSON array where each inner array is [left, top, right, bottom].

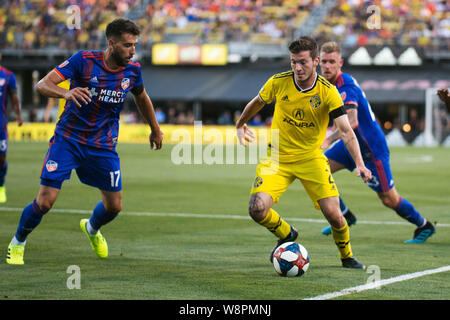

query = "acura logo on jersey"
[[292, 109, 304, 120], [121, 78, 130, 90], [46, 160, 58, 172]]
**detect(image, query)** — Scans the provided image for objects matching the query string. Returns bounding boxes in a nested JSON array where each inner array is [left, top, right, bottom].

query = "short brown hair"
[[320, 41, 341, 55], [105, 18, 140, 40], [288, 36, 318, 59]]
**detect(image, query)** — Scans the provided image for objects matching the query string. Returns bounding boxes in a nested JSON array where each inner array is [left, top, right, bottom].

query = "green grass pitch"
[[0, 141, 449, 300]]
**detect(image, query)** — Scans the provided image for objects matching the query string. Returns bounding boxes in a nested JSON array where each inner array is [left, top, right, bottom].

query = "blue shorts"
[[0, 130, 7, 155], [40, 134, 122, 191], [325, 140, 394, 193]]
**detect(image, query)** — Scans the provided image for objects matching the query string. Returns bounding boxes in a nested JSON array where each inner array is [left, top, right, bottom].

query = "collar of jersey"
[[292, 73, 317, 93]]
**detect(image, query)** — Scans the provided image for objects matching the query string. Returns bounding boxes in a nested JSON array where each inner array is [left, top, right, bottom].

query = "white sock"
[[11, 236, 26, 246], [86, 220, 98, 235]]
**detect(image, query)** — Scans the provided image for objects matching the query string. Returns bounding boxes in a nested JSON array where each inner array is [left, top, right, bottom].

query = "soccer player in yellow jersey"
[[236, 36, 372, 269], [43, 80, 70, 122]]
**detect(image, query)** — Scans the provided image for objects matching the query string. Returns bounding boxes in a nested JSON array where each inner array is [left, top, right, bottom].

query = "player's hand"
[[64, 87, 91, 108], [355, 165, 372, 183], [236, 124, 255, 147], [437, 88, 449, 104], [150, 128, 163, 150], [16, 115, 23, 126]]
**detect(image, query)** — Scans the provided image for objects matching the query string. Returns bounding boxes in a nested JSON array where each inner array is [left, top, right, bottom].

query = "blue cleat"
[[322, 211, 357, 236], [404, 221, 436, 244]]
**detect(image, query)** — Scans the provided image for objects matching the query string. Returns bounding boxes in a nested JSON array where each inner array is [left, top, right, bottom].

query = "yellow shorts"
[[250, 155, 339, 210]]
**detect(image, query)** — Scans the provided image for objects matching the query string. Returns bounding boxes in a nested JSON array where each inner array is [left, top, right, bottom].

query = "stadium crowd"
[[315, 0, 449, 51], [1, 0, 448, 52]]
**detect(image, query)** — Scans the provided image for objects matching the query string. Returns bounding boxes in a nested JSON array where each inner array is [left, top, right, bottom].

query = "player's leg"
[[249, 160, 297, 261], [0, 138, 8, 202], [318, 196, 364, 269], [299, 155, 364, 268], [77, 147, 122, 258], [377, 187, 435, 243], [322, 141, 359, 235], [7, 185, 60, 265]]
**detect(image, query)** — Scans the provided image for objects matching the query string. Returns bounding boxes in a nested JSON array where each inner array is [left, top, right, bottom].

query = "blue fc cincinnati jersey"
[[0, 66, 17, 132], [54, 50, 143, 150], [334, 72, 388, 157]]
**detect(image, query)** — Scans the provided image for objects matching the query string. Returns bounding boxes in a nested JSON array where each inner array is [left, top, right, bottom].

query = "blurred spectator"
[[218, 110, 232, 125], [155, 107, 166, 123]]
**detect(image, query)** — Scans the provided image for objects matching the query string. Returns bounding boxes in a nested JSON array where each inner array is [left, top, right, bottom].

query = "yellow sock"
[[259, 208, 291, 239], [331, 221, 353, 259]]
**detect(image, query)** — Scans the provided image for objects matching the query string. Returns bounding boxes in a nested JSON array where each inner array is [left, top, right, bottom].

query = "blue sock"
[[15, 199, 48, 242], [395, 197, 425, 227], [0, 161, 8, 186], [339, 196, 349, 215], [88, 201, 119, 231]]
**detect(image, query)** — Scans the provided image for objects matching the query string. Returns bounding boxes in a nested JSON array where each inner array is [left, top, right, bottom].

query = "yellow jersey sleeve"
[[326, 84, 344, 113], [258, 76, 275, 104]]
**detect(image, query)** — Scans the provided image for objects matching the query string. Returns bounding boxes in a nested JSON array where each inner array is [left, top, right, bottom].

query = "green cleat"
[[0, 186, 7, 203], [6, 242, 24, 265], [80, 219, 108, 258]]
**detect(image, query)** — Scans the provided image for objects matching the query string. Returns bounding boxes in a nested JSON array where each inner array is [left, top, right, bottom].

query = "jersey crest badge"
[[121, 78, 130, 90], [46, 160, 58, 172], [0, 78, 5, 86], [309, 95, 321, 108]]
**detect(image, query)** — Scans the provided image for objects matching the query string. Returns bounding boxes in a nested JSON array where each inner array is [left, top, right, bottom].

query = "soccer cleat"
[[321, 211, 357, 236], [341, 257, 365, 269], [269, 226, 298, 263], [0, 186, 7, 203], [80, 219, 108, 258], [6, 242, 24, 265], [404, 221, 436, 244]]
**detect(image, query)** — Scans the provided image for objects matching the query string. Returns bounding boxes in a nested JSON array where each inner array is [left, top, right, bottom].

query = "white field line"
[[0, 207, 449, 227], [304, 265, 450, 300]]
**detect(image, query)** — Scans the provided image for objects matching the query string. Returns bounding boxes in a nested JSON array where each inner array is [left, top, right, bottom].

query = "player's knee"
[[248, 194, 269, 222], [380, 195, 397, 209], [36, 198, 54, 213], [104, 201, 122, 215]]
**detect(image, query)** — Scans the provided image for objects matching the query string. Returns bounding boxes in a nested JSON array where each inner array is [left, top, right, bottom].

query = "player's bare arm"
[[133, 88, 163, 150], [334, 114, 372, 182], [11, 91, 23, 126], [35, 70, 91, 108], [322, 107, 358, 149], [236, 95, 264, 146]]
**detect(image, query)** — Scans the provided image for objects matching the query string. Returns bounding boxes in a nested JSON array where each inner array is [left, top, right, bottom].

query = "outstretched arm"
[[322, 107, 358, 149], [132, 88, 163, 150], [10, 91, 23, 126], [235, 95, 265, 146], [334, 113, 372, 182]]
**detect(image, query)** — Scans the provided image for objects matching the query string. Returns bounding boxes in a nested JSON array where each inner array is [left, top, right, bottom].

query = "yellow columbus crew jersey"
[[57, 80, 70, 119], [258, 71, 343, 163]]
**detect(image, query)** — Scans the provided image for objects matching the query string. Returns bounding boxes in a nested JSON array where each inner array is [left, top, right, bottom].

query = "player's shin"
[[395, 197, 425, 227], [87, 201, 119, 235], [259, 208, 291, 239], [13, 199, 48, 244], [331, 220, 353, 259]]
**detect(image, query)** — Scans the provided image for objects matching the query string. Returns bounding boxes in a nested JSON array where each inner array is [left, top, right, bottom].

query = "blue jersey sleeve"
[[6, 72, 17, 94], [130, 66, 144, 95], [54, 51, 84, 81], [339, 84, 359, 108]]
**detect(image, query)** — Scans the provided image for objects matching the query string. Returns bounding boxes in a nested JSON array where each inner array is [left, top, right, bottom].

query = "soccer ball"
[[272, 241, 310, 277]]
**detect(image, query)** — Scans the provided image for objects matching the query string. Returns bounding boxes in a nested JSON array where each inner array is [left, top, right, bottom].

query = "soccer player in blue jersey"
[[6, 19, 163, 265], [318, 41, 435, 243], [0, 53, 24, 203]]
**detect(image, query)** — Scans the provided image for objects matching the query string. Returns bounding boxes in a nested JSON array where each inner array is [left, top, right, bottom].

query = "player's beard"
[[111, 49, 130, 67]]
